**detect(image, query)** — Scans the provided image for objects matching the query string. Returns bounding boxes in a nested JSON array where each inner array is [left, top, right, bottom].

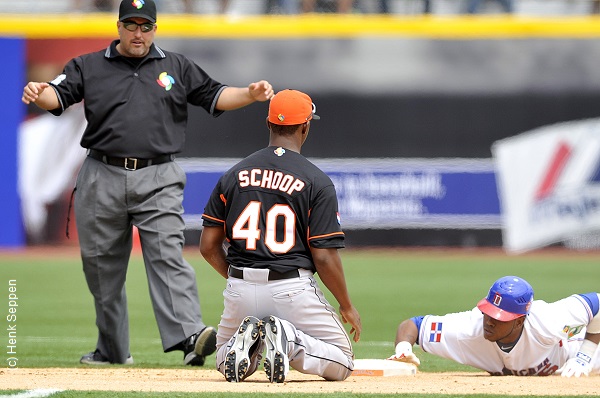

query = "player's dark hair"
[[268, 122, 301, 136]]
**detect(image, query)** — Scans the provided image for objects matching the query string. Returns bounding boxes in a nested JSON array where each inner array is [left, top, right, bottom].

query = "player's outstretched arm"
[[310, 247, 361, 342], [560, 295, 600, 378], [394, 318, 419, 346], [199, 226, 229, 279], [387, 319, 421, 366]]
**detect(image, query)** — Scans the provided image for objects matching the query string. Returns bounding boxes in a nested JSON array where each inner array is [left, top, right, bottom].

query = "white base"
[[352, 359, 417, 377]]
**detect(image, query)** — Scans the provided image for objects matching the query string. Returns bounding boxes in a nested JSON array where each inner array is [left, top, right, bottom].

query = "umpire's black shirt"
[[48, 40, 226, 158]]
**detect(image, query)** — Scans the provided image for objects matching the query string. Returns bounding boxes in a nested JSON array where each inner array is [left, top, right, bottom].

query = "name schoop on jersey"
[[238, 169, 306, 196]]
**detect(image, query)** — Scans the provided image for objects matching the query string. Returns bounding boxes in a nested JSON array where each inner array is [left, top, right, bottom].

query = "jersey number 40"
[[232, 201, 296, 254]]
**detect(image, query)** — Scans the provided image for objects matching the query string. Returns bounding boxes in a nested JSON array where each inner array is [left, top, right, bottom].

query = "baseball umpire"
[[388, 276, 600, 376], [21, 0, 274, 366], [200, 89, 362, 383]]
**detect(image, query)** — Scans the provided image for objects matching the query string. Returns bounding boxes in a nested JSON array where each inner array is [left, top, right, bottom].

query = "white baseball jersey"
[[417, 294, 600, 376]]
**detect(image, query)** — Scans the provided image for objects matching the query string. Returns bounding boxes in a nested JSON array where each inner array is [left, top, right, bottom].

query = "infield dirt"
[[2, 368, 599, 395]]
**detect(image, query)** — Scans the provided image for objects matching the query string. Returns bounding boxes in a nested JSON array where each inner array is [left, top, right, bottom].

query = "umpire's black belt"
[[228, 266, 300, 281], [88, 149, 174, 171]]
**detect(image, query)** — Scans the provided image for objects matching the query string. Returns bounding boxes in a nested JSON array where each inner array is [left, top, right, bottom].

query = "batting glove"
[[560, 340, 597, 378], [560, 356, 592, 378], [387, 341, 421, 366]]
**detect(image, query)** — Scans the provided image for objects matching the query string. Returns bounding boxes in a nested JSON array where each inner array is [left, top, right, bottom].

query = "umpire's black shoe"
[[80, 349, 134, 365], [183, 326, 217, 366]]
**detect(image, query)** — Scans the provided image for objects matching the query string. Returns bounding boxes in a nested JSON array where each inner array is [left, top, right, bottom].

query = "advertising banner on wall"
[[492, 118, 600, 253], [178, 157, 500, 231]]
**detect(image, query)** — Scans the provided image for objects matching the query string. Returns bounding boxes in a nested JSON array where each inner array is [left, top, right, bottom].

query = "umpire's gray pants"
[[74, 156, 206, 363]]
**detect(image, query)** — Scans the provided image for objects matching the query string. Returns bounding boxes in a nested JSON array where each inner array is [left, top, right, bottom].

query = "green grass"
[[1, 247, 599, 396]]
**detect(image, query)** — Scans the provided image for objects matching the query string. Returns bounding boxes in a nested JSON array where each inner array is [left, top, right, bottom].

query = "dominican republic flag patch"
[[429, 322, 443, 342]]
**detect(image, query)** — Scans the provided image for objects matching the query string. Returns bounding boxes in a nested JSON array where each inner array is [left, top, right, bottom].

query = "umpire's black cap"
[[119, 0, 157, 23]]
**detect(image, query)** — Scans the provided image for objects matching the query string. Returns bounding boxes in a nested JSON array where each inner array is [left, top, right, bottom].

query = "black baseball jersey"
[[202, 146, 344, 273], [47, 40, 226, 158]]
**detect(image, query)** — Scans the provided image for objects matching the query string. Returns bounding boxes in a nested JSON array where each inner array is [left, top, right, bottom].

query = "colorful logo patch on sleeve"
[[336, 212, 341, 225], [562, 325, 584, 339], [429, 322, 443, 343], [156, 72, 175, 91]]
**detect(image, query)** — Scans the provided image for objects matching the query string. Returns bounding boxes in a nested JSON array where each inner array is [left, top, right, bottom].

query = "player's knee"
[[322, 366, 352, 381]]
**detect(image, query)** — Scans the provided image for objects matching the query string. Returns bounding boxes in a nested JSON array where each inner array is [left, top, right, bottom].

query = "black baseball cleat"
[[80, 349, 133, 365], [224, 316, 262, 382], [183, 326, 217, 366], [260, 315, 289, 383]]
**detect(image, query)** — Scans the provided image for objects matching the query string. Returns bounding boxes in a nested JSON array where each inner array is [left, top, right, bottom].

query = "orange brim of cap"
[[476, 298, 525, 322]]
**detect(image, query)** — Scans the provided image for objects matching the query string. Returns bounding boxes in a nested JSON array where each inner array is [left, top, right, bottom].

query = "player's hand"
[[22, 82, 49, 104], [248, 80, 274, 102], [387, 341, 421, 366], [339, 305, 361, 343], [560, 355, 593, 378]]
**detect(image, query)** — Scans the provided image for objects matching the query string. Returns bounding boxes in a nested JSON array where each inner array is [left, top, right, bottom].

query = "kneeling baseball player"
[[200, 89, 361, 383]]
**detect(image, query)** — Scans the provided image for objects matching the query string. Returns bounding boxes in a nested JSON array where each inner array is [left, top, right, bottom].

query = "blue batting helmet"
[[477, 276, 534, 321]]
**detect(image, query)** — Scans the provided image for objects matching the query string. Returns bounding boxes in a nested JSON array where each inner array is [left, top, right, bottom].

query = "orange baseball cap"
[[268, 89, 320, 126]]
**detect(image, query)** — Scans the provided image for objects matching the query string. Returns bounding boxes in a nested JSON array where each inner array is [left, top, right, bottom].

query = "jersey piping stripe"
[[573, 294, 594, 322], [154, 45, 166, 58], [50, 86, 65, 113], [201, 213, 224, 224], [211, 86, 228, 115], [308, 231, 344, 241]]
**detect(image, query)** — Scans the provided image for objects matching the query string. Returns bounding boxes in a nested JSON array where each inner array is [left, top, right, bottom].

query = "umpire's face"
[[117, 17, 156, 58]]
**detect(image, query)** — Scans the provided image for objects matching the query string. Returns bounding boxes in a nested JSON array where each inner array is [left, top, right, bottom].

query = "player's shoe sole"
[[224, 316, 261, 382], [260, 315, 289, 383]]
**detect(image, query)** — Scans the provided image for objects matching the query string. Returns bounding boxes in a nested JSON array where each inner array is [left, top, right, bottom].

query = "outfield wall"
[[8, 15, 600, 247], [0, 38, 25, 247]]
